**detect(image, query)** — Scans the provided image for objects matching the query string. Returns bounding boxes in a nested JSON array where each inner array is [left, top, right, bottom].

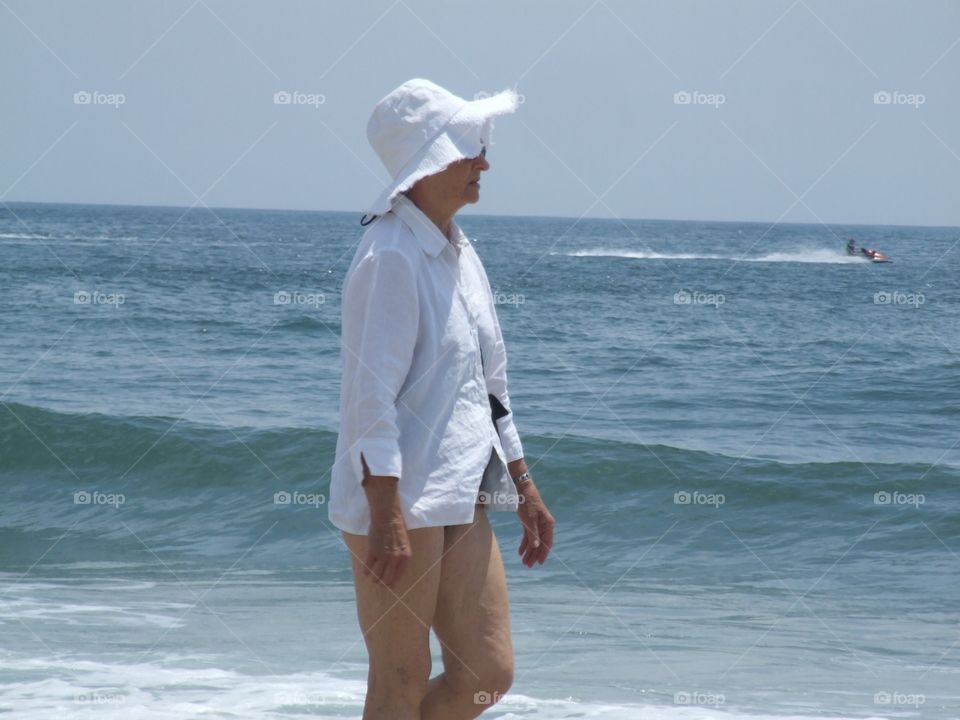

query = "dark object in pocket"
[[488, 393, 508, 436]]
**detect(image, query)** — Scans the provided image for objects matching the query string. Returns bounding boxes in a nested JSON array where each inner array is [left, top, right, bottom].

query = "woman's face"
[[414, 146, 491, 210]]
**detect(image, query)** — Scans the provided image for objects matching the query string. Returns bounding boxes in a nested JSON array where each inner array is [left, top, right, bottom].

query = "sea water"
[[1, 202, 958, 718]]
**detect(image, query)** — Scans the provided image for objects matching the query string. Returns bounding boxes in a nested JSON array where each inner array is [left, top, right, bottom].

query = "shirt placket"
[[447, 250, 482, 375], [445, 247, 507, 470]]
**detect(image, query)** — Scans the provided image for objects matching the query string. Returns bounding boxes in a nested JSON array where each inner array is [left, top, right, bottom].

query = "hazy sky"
[[2, 1, 958, 226]]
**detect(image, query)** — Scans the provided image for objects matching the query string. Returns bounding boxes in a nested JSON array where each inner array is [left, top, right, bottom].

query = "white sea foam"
[[0, 232, 143, 242], [0, 232, 52, 239], [0, 654, 884, 720], [0, 580, 190, 629], [564, 248, 871, 264]]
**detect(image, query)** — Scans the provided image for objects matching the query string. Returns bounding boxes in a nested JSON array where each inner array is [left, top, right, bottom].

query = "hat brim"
[[448, 88, 521, 126], [367, 88, 520, 216]]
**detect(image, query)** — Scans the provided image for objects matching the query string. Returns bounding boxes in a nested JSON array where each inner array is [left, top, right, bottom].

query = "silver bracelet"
[[512, 471, 533, 486]]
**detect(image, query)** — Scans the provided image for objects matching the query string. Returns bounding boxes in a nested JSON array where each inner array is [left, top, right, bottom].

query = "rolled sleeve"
[[495, 408, 524, 463], [342, 249, 419, 481]]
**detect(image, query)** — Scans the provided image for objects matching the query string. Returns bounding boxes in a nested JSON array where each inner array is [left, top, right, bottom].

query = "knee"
[[462, 656, 514, 708], [474, 673, 513, 708], [487, 657, 515, 697]]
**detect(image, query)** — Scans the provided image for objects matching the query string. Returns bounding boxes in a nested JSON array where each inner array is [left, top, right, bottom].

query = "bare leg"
[[421, 505, 514, 719], [343, 527, 445, 720]]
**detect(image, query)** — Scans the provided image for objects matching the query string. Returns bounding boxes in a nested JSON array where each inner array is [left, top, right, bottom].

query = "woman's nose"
[[476, 155, 490, 171]]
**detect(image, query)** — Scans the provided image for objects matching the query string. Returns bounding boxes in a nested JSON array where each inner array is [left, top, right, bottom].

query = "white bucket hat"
[[365, 78, 520, 217]]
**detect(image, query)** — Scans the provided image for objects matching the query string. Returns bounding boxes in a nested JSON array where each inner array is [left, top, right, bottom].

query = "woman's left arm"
[[472, 251, 555, 566], [473, 253, 523, 463]]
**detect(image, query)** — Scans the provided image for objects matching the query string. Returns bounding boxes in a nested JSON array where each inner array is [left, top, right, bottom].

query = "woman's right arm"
[[361, 457, 411, 589], [344, 248, 419, 586]]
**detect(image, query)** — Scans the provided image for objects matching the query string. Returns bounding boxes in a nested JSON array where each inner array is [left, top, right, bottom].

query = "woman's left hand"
[[516, 479, 555, 567]]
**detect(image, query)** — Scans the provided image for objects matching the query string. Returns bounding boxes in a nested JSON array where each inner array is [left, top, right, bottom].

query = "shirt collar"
[[392, 194, 467, 257]]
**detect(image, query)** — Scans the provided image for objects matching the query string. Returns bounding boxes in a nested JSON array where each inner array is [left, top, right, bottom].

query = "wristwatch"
[[511, 471, 533, 486]]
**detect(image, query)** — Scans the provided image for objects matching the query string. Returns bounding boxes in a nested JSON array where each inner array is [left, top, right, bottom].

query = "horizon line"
[[3, 198, 958, 232]]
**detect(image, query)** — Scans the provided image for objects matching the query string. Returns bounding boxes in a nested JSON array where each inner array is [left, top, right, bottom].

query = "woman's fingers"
[[392, 554, 408, 586], [525, 543, 537, 567], [537, 514, 555, 564], [362, 549, 376, 577], [529, 515, 541, 550], [522, 510, 554, 566], [381, 551, 409, 588], [363, 551, 404, 587], [380, 556, 397, 588], [523, 524, 538, 566], [522, 517, 539, 567], [516, 483, 555, 567], [519, 513, 544, 566], [368, 555, 387, 584], [364, 508, 411, 586]]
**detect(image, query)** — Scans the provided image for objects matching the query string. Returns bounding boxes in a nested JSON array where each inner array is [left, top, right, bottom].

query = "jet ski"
[[859, 247, 892, 263], [845, 239, 892, 263]]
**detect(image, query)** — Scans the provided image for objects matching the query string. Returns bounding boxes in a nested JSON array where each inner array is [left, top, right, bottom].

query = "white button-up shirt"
[[329, 194, 524, 535]]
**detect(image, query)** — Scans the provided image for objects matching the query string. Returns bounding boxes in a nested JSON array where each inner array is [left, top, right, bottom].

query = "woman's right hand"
[[362, 473, 412, 589]]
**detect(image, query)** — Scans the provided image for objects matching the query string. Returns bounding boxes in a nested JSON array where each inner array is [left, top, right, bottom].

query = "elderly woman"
[[329, 78, 555, 719]]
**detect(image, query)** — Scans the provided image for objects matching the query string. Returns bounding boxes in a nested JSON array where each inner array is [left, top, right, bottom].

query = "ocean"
[[1, 201, 958, 719]]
